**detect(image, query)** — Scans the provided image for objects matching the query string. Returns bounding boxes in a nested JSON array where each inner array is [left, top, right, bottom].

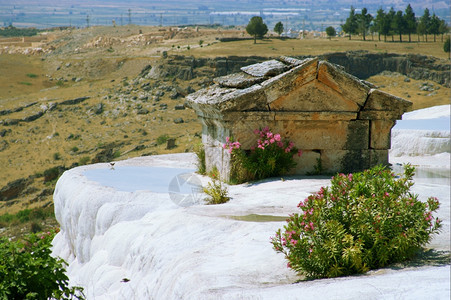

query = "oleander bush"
[[272, 164, 441, 279], [0, 229, 85, 299], [224, 127, 302, 184]]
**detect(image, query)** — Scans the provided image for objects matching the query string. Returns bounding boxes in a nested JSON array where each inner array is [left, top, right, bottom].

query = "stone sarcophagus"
[[186, 56, 412, 180]]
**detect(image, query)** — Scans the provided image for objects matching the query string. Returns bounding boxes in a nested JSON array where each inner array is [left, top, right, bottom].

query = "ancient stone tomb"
[[186, 56, 412, 180]]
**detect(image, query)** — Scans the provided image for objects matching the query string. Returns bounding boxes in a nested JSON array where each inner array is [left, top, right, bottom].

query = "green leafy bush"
[[272, 164, 441, 279], [156, 134, 169, 145], [224, 127, 301, 183], [203, 176, 230, 205], [194, 143, 206, 175], [0, 229, 85, 299]]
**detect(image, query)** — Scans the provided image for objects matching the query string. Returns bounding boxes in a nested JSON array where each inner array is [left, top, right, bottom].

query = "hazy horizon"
[[0, 0, 449, 30]]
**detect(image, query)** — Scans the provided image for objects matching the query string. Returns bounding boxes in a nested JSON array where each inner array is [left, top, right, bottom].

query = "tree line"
[[342, 4, 449, 43], [0, 25, 42, 37]]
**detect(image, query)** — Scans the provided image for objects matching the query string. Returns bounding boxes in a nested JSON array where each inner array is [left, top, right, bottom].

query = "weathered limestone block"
[[370, 120, 396, 149], [317, 61, 370, 107], [363, 89, 412, 113], [269, 80, 360, 112], [213, 72, 265, 89], [291, 150, 321, 175], [241, 59, 289, 77], [321, 149, 371, 174], [344, 120, 370, 150], [264, 58, 318, 105], [369, 149, 389, 166]]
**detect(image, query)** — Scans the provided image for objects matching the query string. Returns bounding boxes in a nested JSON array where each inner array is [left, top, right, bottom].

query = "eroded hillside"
[[0, 25, 449, 229]]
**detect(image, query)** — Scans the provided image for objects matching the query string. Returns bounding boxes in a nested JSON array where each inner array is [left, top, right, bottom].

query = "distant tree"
[[325, 26, 336, 40], [429, 13, 441, 42], [373, 8, 386, 41], [246, 16, 268, 44], [438, 20, 449, 42], [274, 21, 284, 36], [419, 8, 431, 42], [392, 10, 406, 42], [386, 7, 396, 42], [404, 4, 417, 43], [444, 35, 450, 53], [342, 6, 358, 40], [356, 8, 373, 41]]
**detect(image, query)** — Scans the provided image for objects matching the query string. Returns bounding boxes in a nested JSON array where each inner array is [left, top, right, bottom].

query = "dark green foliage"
[[0, 26, 40, 37], [341, 6, 358, 40], [246, 16, 268, 44], [404, 4, 417, 42], [0, 207, 55, 228], [325, 26, 336, 39], [356, 8, 373, 41], [156, 134, 169, 145], [272, 165, 441, 279], [274, 21, 284, 36], [0, 230, 85, 299], [444, 36, 450, 53], [43, 166, 66, 182], [194, 143, 206, 175]]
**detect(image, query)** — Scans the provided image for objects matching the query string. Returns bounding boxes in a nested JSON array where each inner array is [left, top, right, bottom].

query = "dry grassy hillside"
[[0, 25, 449, 237]]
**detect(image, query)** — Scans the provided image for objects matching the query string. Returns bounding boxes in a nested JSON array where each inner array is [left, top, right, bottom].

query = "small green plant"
[[79, 156, 90, 165], [107, 47, 114, 52], [224, 127, 302, 183], [56, 80, 64, 87], [26, 73, 38, 78], [186, 45, 190, 50], [71, 146, 79, 152], [19, 81, 32, 86], [53, 152, 61, 160], [203, 170, 230, 204], [156, 134, 169, 145], [307, 157, 323, 175], [194, 143, 206, 175], [199, 40, 204, 46], [0, 229, 85, 299], [271, 164, 442, 279]]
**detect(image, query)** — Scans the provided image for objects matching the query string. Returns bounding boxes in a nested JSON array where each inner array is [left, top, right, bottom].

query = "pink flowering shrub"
[[271, 164, 441, 279], [223, 127, 301, 183]]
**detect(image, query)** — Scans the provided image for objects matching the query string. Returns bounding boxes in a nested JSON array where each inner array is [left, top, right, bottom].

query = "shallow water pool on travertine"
[[83, 166, 198, 193]]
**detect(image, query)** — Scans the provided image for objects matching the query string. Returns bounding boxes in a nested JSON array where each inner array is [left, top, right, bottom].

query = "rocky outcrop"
[[144, 52, 450, 87], [321, 51, 450, 87]]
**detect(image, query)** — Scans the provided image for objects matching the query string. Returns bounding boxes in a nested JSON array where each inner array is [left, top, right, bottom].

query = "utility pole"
[[159, 13, 162, 26], [86, 14, 90, 28], [128, 9, 131, 25]]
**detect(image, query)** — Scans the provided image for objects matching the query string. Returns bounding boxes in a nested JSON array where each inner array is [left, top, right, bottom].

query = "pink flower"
[[274, 134, 281, 141], [287, 262, 292, 268], [270, 138, 275, 144], [253, 129, 260, 135], [277, 141, 284, 148], [297, 149, 303, 157], [290, 239, 298, 246], [309, 248, 313, 253], [226, 136, 230, 143]]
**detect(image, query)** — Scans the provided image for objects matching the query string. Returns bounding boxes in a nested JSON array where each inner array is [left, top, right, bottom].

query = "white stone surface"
[[52, 106, 450, 299]]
